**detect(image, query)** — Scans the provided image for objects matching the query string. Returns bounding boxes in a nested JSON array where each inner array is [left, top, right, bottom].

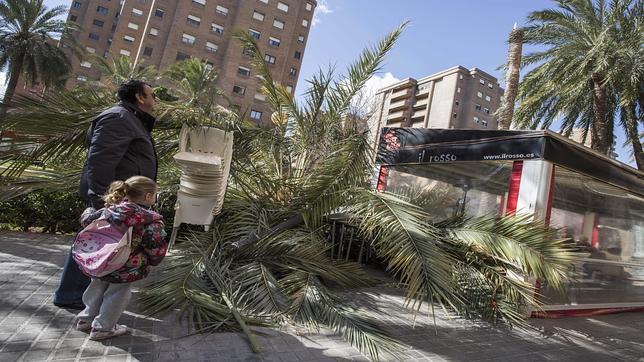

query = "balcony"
[[387, 109, 408, 121], [416, 86, 430, 98], [390, 87, 413, 101], [388, 99, 408, 111], [413, 98, 429, 108], [411, 109, 426, 120]]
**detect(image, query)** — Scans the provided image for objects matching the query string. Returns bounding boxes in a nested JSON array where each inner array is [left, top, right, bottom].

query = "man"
[[53, 80, 158, 309]]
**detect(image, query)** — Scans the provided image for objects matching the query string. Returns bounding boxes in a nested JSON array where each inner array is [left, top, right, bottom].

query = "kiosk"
[[375, 128, 644, 315]]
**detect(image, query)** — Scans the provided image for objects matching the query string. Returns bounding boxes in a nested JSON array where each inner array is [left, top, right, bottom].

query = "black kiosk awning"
[[376, 128, 644, 197]]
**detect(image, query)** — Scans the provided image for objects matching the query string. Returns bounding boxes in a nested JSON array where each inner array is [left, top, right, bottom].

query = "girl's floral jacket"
[[80, 201, 168, 283]]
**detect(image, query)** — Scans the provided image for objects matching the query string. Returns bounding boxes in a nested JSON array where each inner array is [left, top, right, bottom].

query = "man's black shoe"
[[53, 302, 85, 310]]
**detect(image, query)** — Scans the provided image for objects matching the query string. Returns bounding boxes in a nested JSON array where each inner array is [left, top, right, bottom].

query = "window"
[[249, 28, 261, 39], [88, 33, 100, 41], [286, 85, 293, 93], [483, 107, 490, 114], [193, 0, 206, 5], [143, 47, 153, 56], [205, 62, 214, 70], [132, 8, 143, 17], [268, 36, 280, 47], [76, 75, 87, 82], [254, 93, 266, 101], [250, 110, 262, 120], [488, 82, 494, 89], [485, 95, 491, 102], [127, 22, 139, 30], [237, 66, 251, 77], [211, 23, 224, 34], [273, 19, 284, 29], [298, 35, 304, 43], [453, 113, 458, 118], [80, 61, 92, 68], [294, 51, 301, 59], [302, 19, 308, 27], [459, 74, 464, 79], [232, 85, 246, 95], [264, 54, 276, 64], [455, 100, 459, 106], [123, 35, 135, 43], [477, 91, 483, 98], [306, 2, 313, 11], [457, 87, 461, 93], [277, 2, 289, 12], [289, 67, 297, 76], [205, 41, 218, 53], [475, 103, 481, 111], [86, 47, 96, 53], [473, 116, 479, 123], [187, 15, 201, 26], [216, 5, 229, 16], [176, 52, 190, 61], [154, 8, 165, 18], [120, 49, 131, 56], [149, 27, 159, 36], [72, 1, 81, 9], [70, 15, 78, 22], [182, 33, 196, 45], [96, 6, 109, 15], [253, 11, 265, 21], [482, 119, 488, 127], [259, 0, 269, 3], [479, 78, 485, 85], [92, 19, 104, 27]]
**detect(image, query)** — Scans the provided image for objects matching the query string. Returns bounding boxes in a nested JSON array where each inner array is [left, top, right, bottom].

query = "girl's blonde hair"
[[103, 176, 158, 205]]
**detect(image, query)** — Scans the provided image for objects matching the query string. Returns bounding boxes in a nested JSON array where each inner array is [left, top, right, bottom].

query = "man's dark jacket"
[[79, 101, 158, 209]]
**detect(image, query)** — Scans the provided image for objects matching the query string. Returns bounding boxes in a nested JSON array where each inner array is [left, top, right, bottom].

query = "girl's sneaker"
[[89, 325, 128, 341], [75, 320, 92, 332]]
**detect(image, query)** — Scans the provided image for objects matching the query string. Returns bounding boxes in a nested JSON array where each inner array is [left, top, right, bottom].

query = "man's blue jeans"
[[53, 248, 91, 305]]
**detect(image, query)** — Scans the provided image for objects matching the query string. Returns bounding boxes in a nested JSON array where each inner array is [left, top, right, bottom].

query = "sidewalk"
[[1, 230, 643, 362]]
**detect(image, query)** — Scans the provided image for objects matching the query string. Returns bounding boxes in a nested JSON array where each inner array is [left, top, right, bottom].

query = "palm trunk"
[[1, 58, 24, 120], [589, 73, 612, 154], [498, 27, 523, 130], [622, 104, 643, 170]]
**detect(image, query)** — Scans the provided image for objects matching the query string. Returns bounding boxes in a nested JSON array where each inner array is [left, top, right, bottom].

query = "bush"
[[0, 186, 178, 235], [0, 188, 85, 233]]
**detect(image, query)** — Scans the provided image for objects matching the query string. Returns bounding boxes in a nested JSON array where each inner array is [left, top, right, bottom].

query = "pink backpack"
[[72, 217, 133, 277]]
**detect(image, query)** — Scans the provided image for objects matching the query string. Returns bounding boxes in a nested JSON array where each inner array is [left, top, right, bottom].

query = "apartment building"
[[65, 0, 316, 125], [368, 66, 504, 146]]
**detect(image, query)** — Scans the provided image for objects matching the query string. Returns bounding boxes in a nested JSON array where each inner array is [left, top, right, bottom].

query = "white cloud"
[[350, 72, 400, 114], [312, 0, 333, 27]]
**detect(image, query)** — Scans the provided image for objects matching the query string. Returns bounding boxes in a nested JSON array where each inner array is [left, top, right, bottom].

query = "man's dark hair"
[[117, 80, 151, 103]]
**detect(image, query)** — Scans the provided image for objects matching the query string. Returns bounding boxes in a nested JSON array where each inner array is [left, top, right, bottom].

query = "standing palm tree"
[[603, 0, 643, 169], [514, 0, 640, 155], [497, 24, 523, 130], [0, 0, 77, 117]]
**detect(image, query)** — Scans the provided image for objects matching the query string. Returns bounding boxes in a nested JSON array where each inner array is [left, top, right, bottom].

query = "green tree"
[[514, 0, 641, 157], [0, 0, 78, 117], [92, 55, 158, 89]]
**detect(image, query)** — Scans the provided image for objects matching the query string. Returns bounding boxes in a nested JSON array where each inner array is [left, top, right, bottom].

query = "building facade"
[[65, 0, 316, 125], [368, 66, 504, 147]]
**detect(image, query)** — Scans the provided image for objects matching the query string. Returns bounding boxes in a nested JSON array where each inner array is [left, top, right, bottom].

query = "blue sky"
[[41, 0, 635, 165]]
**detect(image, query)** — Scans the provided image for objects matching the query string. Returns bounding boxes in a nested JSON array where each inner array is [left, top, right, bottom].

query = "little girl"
[[75, 176, 167, 341]]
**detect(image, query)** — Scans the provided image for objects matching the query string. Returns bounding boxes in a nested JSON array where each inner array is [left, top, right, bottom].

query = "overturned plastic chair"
[[168, 125, 234, 249]]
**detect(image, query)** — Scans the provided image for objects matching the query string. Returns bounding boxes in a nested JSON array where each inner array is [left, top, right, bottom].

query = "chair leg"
[[168, 226, 180, 250]]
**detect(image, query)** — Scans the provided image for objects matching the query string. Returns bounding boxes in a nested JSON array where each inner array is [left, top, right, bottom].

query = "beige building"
[[65, 0, 316, 125], [368, 66, 504, 146]]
